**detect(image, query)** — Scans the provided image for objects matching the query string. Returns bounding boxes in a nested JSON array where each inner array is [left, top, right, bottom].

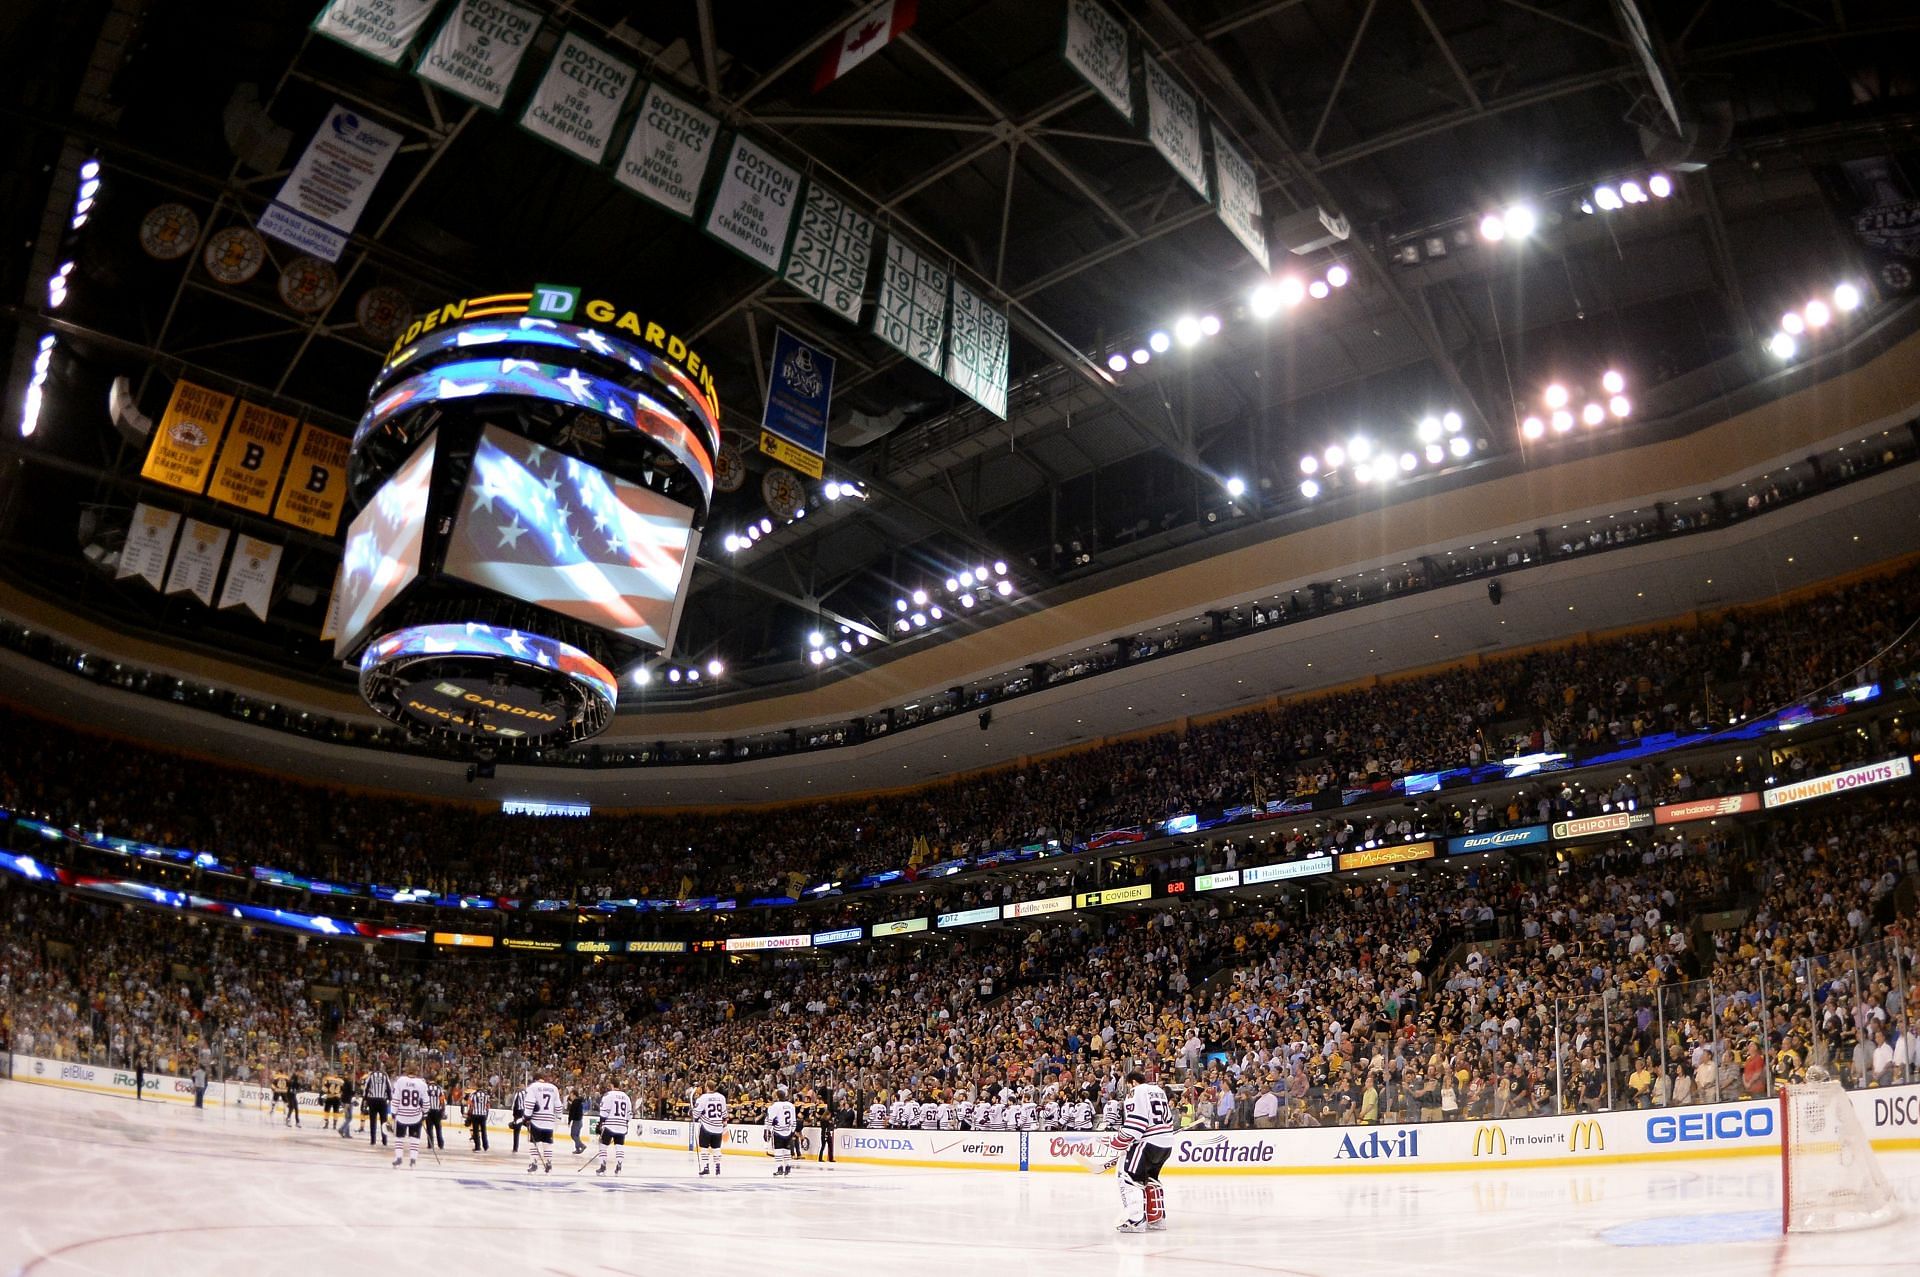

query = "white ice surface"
[[4, 1079, 1919, 1276]]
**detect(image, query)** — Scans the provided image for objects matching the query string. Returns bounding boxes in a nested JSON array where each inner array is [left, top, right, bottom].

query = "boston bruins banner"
[[217, 534, 283, 621], [140, 381, 234, 495], [117, 503, 181, 591], [164, 518, 231, 606], [272, 424, 351, 536], [207, 401, 298, 514]]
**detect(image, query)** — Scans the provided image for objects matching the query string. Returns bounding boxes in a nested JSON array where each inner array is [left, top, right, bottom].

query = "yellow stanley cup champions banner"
[[208, 401, 298, 513], [271, 424, 351, 536], [140, 381, 234, 494]]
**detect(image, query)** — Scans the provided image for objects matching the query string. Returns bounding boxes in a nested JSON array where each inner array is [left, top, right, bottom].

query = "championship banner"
[[163, 519, 230, 606], [614, 82, 720, 219], [257, 104, 403, 263], [140, 381, 234, 495], [414, 0, 542, 110], [872, 234, 948, 373], [320, 561, 346, 641], [207, 401, 298, 513], [272, 425, 351, 536], [312, 0, 441, 65], [1142, 54, 1208, 200], [216, 534, 283, 621], [117, 503, 180, 590], [758, 328, 833, 479], [1817, 150, 1920, 298], [944, 277, 1009, 419], [783, 179, 874, 324], [518, 30, 637, 164], [703, 134, 801, 272], [1063, 0, 1133, 123], [1212, 128, 1268, 269]]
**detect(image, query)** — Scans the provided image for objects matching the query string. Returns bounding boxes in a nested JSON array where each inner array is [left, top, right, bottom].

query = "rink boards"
[[8, 1053, 1920, 1175]]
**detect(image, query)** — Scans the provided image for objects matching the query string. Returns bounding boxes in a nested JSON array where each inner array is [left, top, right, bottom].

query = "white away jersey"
[[389, 1075, 429, 1124], [919, 1103, 940, 1130], [866, 1102, 888, 1128], [1067, 1100, 1094, 1130], [522, 1080, 563, 1132], [1119, 1083, 1176, 1143], [766, 1100, 797, 1136], [1100, 1099, 1121, 1129], [935, 1102, 955, 1130], [694, 1091, 728, 1134], [599, 1088, 632, 1135], [889, 1098, 918, 1128]]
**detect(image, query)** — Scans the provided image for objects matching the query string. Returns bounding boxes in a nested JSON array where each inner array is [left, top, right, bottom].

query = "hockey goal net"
[[1779, 1080, 1899, 1233]]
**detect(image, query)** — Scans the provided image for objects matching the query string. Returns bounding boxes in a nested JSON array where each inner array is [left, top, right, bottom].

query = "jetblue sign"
[[1449, 825, 1548, 855], [1646, 1107, 1774, 1144]]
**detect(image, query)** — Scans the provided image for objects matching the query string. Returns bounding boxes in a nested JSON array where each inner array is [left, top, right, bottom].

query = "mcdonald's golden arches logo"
[[1471, 1125, 1507, 1157], [1568, 1119, 1605, 1153]]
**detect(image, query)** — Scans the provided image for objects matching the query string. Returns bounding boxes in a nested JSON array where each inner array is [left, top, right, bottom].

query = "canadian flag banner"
[[813, 0, 918, 91]]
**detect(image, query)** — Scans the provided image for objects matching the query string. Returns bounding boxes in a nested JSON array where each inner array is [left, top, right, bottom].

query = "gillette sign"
[[1448, 825, 1547, 854]]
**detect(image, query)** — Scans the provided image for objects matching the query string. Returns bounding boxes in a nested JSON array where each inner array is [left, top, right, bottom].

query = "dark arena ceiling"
[[3, 0, 1920, 777]]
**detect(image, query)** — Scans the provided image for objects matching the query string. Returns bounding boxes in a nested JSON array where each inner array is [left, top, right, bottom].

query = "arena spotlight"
[[1426, 443, 1446, 462], [895, 597, 908, 612], [1521, 417, 1546, 440], [838, 640, 851, 654], [1300, 479, 1320, 498], [1106, 352, 1129, 373], [1442, 411, 1463, 434], [1277, 276, 1307, 307], [912, 589, 928, 606], [1326, 263, 1350, 288], [667, 668, 682, 683], [1300, 454, 1320, 475], [1502, 205, 1538, 239], [929, 606, 943, 621], [1130, 347, 1150, 366], [1581, 402, 1606, 426], [1398, 452, 1417, 472], [993, 560, 1007, 575], [1249, 283, 1282, 319], [1780, 311, 1805, 336], [1609, 395, 1631, 418], [1199, 314, 1221, 336], [1594, 186, 1623, 211], [1225, 476, 1247, 498], [1448, 436, 1471, 457], [1353, 461, 1374, 483], [960, 593, 975, 608], [1620, 181, 1647, 204], [706, 659, 724, 676], [823, 480, 841, 499], [632, 666, 651, 686], [946, 575, 961, 591], [822, 646, 838, 660], [759, 517, 773, 534], [895, 619, 910, 633], [1768, 331, 1798, 360], [1834, 282, 1863, 312], [1417, 417, 1441, 442], [1648, 173, 1673, 199], [995, 579, 1012, 597], [1148, 330, 1171, 353], [807, 631, 824, 648], [1543, 383, 1570, 410], [911, 612, 927, 628], [1173, 315, 1203, 346], [809, 650, 824, 666], [1478, 213, 1506, 242], [1601, 370, 1625, 395], [746, 525, 761, 542], [1803, 299, 1832, 329], [1308, 279, 1330, 300], [686, 667, 700, 682], [20, 335, 53, 438], [973, 565, 987, 581], [1323, 444, 1345, 468], [858, 633, 871, 645], [1348, 436, 1373, 462], [1551, 410, 1574, 432]]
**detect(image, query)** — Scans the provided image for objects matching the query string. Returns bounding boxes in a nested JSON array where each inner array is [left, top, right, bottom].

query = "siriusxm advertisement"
[[442, 425, 698, 652], [333, 432, 437, 656]]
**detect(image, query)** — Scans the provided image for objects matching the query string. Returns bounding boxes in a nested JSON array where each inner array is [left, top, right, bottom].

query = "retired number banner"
[[518, 30, 637, 164], [141, 381, 234, 495], [872, 235, 948, 373], [614, 82, 720, 219], [117, 504, 181, 591], [164, 519, 231, 606], [312, 0, 441, 65], [1063, 0, 1133, 123], [1213, 127, 1269, 269], [207, 402, 298, 514], [272, 425, 351, 536], [414, 0, 542, 109], [1143, 54, 1207, 200], [783, 180, 874, 325], [217, 535, 284, 621], [703, 135, 801, 272], [945, 278, 1009, 419]]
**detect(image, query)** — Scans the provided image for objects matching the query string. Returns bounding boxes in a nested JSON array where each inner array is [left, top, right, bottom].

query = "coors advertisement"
[[1820, 150, 1920, 296]]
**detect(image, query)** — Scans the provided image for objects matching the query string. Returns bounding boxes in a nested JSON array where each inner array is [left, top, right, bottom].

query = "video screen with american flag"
[[444, 425, 698, 651], [333, 432, 437, 657]]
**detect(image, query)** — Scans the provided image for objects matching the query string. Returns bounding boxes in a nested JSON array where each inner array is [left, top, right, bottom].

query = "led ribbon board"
[[357, 621, 617, 745]]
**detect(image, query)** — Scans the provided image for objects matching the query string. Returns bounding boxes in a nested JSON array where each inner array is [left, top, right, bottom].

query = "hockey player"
[[508, 1084, 526, 1153], [592, 1080, 632, 1175], [1011, 1092, 1037, 1131], [865, 1097, 888, 1128], [1038, 1092, 1060, 1131], [389, 1071, 428, 1169], [1108, 1071, 1176, 1233], [693, 1083, 728, 1177], [270, 1067, 289, 1123], [889, 1089, 917, 1130], [1066, 1093, 1095, 1131], [362, 1064, 392, 1147], [919, 1094, 941, 1131], [464, 1083, 490, 1151], [321, 1072, 343, 1129], [765, 1086, 798, 1177], [936, 1095, 956, 1130], [1099, 1094, 1122, 1131], [521, 1067, 563, 1174], [985, 1093, 1009, 1131]]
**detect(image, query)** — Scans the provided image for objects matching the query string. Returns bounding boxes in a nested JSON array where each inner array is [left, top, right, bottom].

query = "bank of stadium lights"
[[1766, 282, 1867, 362], [632, 657, 723, 686], [1477, 204, 1538, 243], [46, 261, 74, 309], [19, 335, 55, 438], [892, 562, 1013, 634], [1519, 369, 1630, 442], [1248, 264, 1347, 321], [71, 159, 99, 229], [1581, 172, 1675, 216], [1299, 411, 1469, 498], [806, 623, 875, 666]]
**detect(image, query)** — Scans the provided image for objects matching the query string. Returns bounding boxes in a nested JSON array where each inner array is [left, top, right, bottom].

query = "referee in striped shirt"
[[362, 1065, 392, 1147]]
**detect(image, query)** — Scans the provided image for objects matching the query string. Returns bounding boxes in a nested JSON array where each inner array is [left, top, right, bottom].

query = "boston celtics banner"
[[1212, 127, 1268, 269], [945, 277, 1009, 419], [783, 180, 874, 325], [117, 503, 181, 591], [519, 30, 637, 163], [614, 82, 720, 219], [872, 235, 948, 374], [703, 135, 802, 271], [140, 381, 234, 495], [1143, 55, 1207, 201], [312, 0, 441, 65], [164, 519, 231, 606], [1063, 0, 1132, 123], [217, 535, 283, 621], [414, 0, 542, 110]]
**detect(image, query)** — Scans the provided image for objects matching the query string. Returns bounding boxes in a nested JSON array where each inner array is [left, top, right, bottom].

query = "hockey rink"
[[4, 1082, 1919, 1276]]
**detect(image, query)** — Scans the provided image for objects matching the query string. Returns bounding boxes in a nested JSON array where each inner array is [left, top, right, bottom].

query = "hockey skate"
[[1146, 1221, 1167, 1232], [392, 1154, 403, 1168], [1115, 1220, 1147, 1233]]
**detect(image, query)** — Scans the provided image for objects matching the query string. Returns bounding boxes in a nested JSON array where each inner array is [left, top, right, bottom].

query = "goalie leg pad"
[[1144, 1182, 1166, 1225]]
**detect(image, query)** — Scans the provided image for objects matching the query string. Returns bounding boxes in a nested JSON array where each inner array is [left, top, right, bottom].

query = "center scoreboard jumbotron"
[[338, 285, 718, 752]]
